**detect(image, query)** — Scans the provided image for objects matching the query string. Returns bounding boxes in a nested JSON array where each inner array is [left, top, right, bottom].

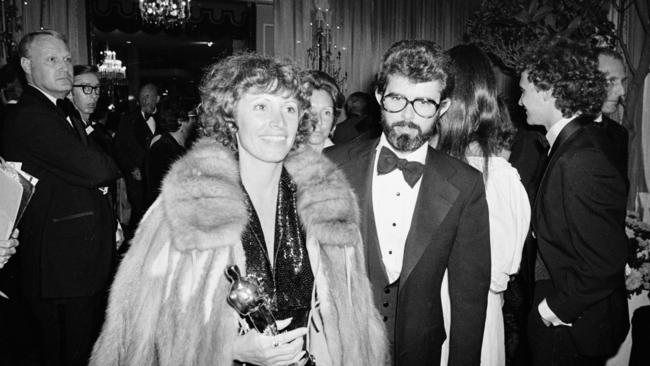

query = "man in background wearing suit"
[[520, 37, 629, 366], [2, 30, 120, 366], [326, 39, 491, 366], [114, 83, 159, 232], [331, 91, 382, 144], [595, 48, 629, 179]]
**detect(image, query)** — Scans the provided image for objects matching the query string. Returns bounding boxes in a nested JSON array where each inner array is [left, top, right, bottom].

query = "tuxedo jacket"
[[594, 115, 628, 180], [331, 114, 382, 144], [325, 138, 491, 366], [144, 132, 186, 206], [533, 116, 629, 356], [114, 110, 155, 174], [1, 86, 120, 298]]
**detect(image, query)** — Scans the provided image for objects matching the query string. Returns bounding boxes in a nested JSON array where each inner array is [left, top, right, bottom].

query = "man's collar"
[[594, 113, 603, 123], [545, 114, 579, 151], [376, 133, 427, 163], [28, 83, 59, 106], [141, 108, 157, 119]]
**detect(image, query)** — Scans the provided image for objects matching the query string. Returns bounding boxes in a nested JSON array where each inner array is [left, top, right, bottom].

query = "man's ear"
[[20, 57, 31, 76], [156, 95, 161, 104], [375, 89, 382, 106], [541, 89, 554, 103], [437, 98, 452, 117]]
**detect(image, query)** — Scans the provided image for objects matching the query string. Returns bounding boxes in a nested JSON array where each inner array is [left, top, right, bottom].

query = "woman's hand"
[[0, 229, 19, 269], [232, 318, 308, 366]]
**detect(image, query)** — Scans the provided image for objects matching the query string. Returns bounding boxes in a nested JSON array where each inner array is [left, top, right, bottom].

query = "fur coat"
[[90, 138, 388, 366]]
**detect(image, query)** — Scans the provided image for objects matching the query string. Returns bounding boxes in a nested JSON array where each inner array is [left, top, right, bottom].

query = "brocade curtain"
[[275, 0, 481, 94], [15, 0, 88, 64]]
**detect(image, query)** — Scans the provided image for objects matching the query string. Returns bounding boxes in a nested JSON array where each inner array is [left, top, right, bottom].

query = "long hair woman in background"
[[436, 44, 530, 366]]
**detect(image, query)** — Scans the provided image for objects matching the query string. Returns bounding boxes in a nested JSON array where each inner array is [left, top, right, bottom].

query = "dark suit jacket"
[[114, 110, 155, 174], [144, 133, 186, 206], [594, 115, 628, 180], [1, 86, 120, 298], [533, 116, 629, 356], [331, 114, 382, 144], [325, 138, 491, 366]]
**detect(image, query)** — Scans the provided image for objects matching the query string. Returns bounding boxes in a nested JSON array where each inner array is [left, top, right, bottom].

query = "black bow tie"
[[144, 112, 155, 121], [377, 146, 424, 187]]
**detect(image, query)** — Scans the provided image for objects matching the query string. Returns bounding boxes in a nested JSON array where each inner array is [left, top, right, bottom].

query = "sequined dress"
[[241, 168, 315, 332]]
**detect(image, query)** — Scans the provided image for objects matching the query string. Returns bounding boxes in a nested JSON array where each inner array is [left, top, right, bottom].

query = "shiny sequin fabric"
[[241, 168, 314, 331]]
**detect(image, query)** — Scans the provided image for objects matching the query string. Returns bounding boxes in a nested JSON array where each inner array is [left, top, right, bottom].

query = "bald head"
[[597, 52, 627, 115], [18, 31, 72, 99], [139, 83, 159, 114]]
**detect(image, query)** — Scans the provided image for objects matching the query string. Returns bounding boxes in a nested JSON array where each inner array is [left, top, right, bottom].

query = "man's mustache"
[[390, 120, 422, 133]]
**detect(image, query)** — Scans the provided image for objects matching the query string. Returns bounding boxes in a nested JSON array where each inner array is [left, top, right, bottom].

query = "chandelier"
[[98, 48, 127, 85], [139, 0, 191, 28], [306, 0, 347, 92]]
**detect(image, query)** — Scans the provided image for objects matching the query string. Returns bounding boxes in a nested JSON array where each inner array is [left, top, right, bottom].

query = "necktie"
[[376, 146, 424, 188], [57, 99, 88, 146]]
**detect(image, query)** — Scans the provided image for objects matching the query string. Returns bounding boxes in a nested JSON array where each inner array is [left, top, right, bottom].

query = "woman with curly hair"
[[91, 53, 388, 366], [301, 70, 344, 151], [435, 44, 530, 366]]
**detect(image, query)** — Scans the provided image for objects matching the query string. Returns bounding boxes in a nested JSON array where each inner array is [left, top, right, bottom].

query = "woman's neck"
[[239, 155, 283, 197], [239, 151, 283, 266]]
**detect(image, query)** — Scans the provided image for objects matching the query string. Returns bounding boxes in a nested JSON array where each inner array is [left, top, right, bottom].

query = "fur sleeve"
[[90, 200, 173, 366], [349, 233, 390, 365]]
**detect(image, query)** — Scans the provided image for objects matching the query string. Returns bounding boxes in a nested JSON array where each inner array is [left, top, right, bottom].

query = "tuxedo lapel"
[[340, 139, 390, 284], [25, 86, 79, 140], [533, 118, 586, 210], [400, 149, 459, 287]]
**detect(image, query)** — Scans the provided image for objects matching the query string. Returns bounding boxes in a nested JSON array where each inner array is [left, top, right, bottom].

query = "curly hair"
[[521, 37, 606, 117], [198, 53, 315, 152], [301, 70, 344, 120], [375, 40, 454, 100], [437, 44, 515, 178]]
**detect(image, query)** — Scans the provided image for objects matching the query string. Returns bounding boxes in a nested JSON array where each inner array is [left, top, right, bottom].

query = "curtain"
[[621, 0, 650, 215], [16, 0, 88, 64], [275, 0, 481, 94]]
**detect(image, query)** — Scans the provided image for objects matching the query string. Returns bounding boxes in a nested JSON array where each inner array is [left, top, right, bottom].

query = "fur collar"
[[160, 138, 360, 252]]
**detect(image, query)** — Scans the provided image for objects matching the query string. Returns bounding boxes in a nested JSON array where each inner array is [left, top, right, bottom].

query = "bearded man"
[[325, 39, 491, 366]]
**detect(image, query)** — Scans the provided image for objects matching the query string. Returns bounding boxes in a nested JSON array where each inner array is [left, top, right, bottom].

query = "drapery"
[[622, 1, 650, 217], [275, 0, 481, 94], [16, 0, 88, 64]]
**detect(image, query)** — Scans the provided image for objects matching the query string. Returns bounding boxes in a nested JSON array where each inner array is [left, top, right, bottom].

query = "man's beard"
[[381, 117, 436, 152]]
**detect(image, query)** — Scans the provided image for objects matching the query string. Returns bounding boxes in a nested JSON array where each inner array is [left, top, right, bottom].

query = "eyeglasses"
[[73, 84, 101, 95], [380, 93, 440, 118]]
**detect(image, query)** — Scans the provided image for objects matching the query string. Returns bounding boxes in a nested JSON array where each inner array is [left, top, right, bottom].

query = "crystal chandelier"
[[98, 47, 127, 85], [139, 0, 191, 28], [306, 0, 347, 92]]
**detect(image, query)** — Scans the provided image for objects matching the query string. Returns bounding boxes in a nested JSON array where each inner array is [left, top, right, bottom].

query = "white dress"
[[440, 156, 530, 366]]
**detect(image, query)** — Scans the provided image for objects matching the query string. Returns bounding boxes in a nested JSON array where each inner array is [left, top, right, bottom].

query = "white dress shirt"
[[142, 111, 156, 135], [544, 115, 579, 153], [372, 134, 428, 283]]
